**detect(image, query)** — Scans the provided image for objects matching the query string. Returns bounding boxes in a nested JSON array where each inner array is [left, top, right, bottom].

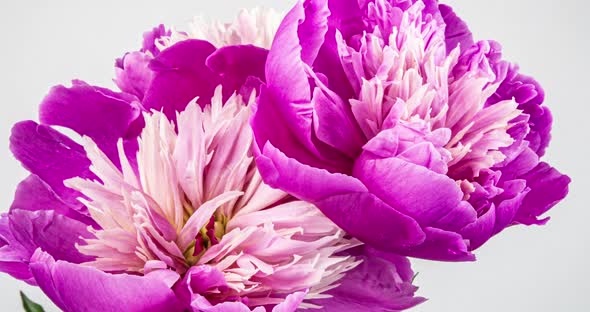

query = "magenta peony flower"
[[251, 0, 571, 261], [0, 8, 424, 312]]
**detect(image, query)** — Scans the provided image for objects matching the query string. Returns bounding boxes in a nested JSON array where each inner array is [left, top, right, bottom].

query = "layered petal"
[[29, 250, 183, 312], [311, 246, 425, 311], [0, 209, 93, 284], [141, 24, 170, 56], [256, 143, 426, 251], [176, 265, 306, 312], [206, 45, 268, 99], [11, 174, 93, 224], [354, 156, 475, 230], [143, 39, 220, 121], [0, 215, 31, 282], [39, 80, 143, 167], [114, 24, 170, 99], [488, 67, 552, 157], [515, 162, 571, 225], [9, 121, 94, 206], [439, 4, 473, 53], [255, 0, 349, 172]]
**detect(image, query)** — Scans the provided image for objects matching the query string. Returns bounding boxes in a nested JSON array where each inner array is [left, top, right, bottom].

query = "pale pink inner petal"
[[157, 7, 282, 50]]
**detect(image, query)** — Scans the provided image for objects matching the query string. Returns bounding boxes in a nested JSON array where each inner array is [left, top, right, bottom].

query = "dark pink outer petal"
[[0, 209, 93, 285], [0, 216, 31, 283], [498, 147, 539, 182], [311, 85, 364, 158], [10, 175, 93, 225], [296, 0, 330, 65], [253, 87, 349, 173], [404, 227, 474, 261], [256, 0, 348, 171], [463, 145, 569, 250], [461, 182, 529, 250], [8, 210, 92, 264], [9, 121, 95, 205], [490, 180, 530, 234], [11, 175, 74, 213], [515, 75, 552, 157], [489, 68, 552, 157], [439, 4, 474, 53], [256, 143, 426, 251], [30, 250, 184, 312], [515, 162, 570, 225], [309, 246, 425, 312], [206, 45, 268, 100], [114, 24, 170, 99], [313, 28, 356, 101], [39, 80, 143, 168], [326, 0, 363, 40], [0, 173, 95, 284], [460, 204, 496, 252], [143, 39, 220, 122], [353, 155, 476, 231]]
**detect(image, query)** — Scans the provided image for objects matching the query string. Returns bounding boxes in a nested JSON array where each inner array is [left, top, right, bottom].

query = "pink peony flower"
[[1, 7, 424, 312], [251, 0, 570, 261]]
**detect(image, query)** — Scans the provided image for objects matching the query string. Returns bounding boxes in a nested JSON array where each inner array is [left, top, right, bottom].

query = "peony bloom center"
[[340, 1, 522, 188], [66, 88, 358, 307]]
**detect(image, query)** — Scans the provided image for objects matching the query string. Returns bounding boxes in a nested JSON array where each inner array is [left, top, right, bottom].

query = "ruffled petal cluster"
[[251, 0, 570, 261]]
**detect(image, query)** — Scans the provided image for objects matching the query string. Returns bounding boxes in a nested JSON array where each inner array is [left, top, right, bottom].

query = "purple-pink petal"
[[516, 162, 571, 225], [404, 227, 474, 261], [8, 210, 93, 264], [353, 155, 476, 231], [256, 142, 426, 251], [39, 80, 143, 168], [30, 250, 184, 312], [262, 0, 350, 163], [173, 265, 228, 310], [9, 121, 95, 205], [11, 174, 93, 225], [0, 209, 93, 284], [0, 215, 32, 283], [439, 4, 474, 53], [310, 246, 426, 311], [143, 39, 220, 121], [206, 45, 268, 100]]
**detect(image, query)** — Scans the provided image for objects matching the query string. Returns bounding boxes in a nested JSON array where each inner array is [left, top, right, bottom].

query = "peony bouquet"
[[1, 1, 570, 311]]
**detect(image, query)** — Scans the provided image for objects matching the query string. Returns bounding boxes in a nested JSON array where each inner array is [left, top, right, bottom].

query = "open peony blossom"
[[252, 0, 570, 261], [1, 7, 425, 312]]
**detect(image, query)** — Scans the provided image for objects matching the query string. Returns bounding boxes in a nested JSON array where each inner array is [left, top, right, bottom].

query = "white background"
[[0, 0, 587, 311]]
